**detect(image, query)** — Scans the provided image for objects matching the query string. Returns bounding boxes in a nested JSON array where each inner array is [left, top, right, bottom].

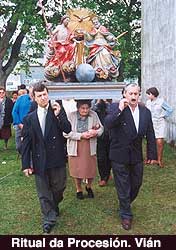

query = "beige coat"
[[64, 110, 104, 156]]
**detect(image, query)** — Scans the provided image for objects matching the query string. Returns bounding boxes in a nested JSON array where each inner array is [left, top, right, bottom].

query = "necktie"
[[41, 108, 47, 136]]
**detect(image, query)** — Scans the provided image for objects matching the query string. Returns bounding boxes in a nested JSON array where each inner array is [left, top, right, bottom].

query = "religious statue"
[[85, 17, 121, 81], [66, 8, 96, 66], [43, 8, 125, 82], [44, 15, 77, 82]]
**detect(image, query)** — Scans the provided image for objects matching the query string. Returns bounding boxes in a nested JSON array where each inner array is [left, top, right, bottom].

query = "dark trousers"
[[97, 136, 112, 181], [35, 167, 66, 226], [112, 161, 143, 219]]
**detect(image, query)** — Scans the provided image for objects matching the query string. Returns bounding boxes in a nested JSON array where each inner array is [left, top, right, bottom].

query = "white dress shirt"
[[37, 104, 49, 135], [129, 105, 139, 133]]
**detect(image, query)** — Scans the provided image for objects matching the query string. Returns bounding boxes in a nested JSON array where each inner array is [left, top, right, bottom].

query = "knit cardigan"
[[64, 110, 104, 156]]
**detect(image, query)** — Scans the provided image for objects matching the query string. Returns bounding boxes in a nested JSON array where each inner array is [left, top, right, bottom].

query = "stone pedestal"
[[47, 81, 125, 100]]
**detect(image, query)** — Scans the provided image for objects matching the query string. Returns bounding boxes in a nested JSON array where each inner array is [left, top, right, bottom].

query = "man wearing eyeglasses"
[[105, 83, 157, 230]]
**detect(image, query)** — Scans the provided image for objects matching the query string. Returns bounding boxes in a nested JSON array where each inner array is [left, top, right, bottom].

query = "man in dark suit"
[[105, 83, 157, 230], [21, 81, 71, 233]]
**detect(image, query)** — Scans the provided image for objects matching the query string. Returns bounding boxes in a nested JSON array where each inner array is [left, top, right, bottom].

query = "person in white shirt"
[[105, 83, 157, 230], [146, 87, 173, 168], [21, 81, 71, 234]]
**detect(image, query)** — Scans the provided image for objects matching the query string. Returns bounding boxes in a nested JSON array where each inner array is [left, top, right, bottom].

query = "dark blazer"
[[21, 105, 71, 175], [3, 97, 13, 127], [105, 103, 157, 164]]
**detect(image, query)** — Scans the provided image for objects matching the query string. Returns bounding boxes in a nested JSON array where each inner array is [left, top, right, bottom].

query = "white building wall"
[[141, 0, 176, 143], [6, 74, 21, 91]]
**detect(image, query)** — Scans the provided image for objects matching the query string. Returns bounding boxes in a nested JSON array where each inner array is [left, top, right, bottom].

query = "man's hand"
[[119, 98, 129, 111], [51, 101, 61, 116], [23, 168, 34, 177], [18, 123, 23, 129]]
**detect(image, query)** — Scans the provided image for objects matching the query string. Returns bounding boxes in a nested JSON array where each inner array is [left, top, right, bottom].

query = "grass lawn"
[[0, 131, 176, 235]]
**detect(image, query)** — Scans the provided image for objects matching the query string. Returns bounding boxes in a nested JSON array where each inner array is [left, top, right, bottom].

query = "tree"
[[0, 0, 141, 87], [0, 0, 47, 87]]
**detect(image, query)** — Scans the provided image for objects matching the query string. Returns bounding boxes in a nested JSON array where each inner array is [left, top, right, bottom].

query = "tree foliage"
[[0, 0, 141, 87], [0, 0, 47, 86]]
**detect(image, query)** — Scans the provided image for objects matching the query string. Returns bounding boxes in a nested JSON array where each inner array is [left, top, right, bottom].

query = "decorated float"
[[38, 2, 127, 99]]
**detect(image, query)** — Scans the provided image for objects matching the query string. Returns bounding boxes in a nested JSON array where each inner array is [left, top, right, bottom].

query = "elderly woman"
[[64, 99, 104, 199]]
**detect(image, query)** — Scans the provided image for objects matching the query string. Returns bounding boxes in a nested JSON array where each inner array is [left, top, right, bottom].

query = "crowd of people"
[[0, 80, 173, 234]]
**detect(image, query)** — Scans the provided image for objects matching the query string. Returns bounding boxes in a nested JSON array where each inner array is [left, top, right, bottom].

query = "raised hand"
[[51, 101, 61, 116], [119, 98, 129, 111]]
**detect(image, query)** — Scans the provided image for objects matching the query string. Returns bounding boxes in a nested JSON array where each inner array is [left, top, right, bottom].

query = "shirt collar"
[[38, 103, 49, 113], [128, 104, 139, 113]]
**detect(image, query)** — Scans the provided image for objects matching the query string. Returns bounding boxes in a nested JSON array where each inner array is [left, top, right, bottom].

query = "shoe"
[[121, 219, 132, 230], [43, 224, 54, 234], [144, 159, 151, 164], [150, 160, 158, 165], [85, 186, 94, 198], [76, 191, 84, 199], [99, 180, 107, 187], [55, 207, 59, 217]]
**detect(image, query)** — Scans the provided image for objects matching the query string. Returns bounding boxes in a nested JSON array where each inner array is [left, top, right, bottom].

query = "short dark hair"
[[0, 86, 5, 92], [12, 91, 18, 95], [146, 87, 159, 97], [76, 99, 92, 109], [18, 84, 26, 90], [32, 80, 48, 96]]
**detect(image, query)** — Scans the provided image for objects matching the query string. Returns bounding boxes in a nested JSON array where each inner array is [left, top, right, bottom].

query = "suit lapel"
[[31, 110, 43, 138], [138, 105, 145, 134]]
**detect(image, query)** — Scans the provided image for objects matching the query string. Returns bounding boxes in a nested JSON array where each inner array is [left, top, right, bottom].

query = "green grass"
[[0, 132, 176, 235]]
